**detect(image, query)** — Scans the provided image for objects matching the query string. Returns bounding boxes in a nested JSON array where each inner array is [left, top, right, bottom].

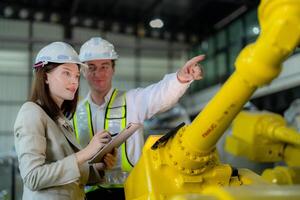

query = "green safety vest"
[[73, 89, 133, 190]]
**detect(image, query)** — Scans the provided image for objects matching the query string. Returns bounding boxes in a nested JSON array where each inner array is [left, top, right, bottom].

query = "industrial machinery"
[[226, 110, 300, 185], [125, 0, 300, 199]]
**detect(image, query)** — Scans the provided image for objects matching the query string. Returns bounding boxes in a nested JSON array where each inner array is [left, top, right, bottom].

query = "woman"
[[14, 42, 116, 200]]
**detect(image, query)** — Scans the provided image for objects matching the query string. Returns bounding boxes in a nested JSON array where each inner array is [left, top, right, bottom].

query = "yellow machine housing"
[[170, 185, 300, 200], [262, 166, 300, 185], [125, 0, 300, 199], [226, 111, 300, 162], [226, 110, 300, 185]]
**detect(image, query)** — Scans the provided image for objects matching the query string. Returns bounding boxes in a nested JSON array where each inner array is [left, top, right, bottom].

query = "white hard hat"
[[34, 42, 87, 69], [79, 37, 118, 62]]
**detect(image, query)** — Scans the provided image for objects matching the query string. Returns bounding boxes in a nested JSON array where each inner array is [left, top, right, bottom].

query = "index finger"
[[187, 55, 205, 66]]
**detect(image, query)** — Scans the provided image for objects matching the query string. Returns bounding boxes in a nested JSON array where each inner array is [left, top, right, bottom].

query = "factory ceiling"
[[0, 0, 259, 43]]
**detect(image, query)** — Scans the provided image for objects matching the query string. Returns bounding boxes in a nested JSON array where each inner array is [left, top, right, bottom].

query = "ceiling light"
[[201, 41, 209, 51], [252, 26, 260, 35], [70, 17, 78, 25], [112, 22, 120, 32], [149, 18, 164, 28], [190, 34, 198, 43], [4, 6, 13, 17], [125, 26, 133, 34], [34, 12, 44, 21], [50, 13, 60, 23], [83, 18, 93, 27], [177, 33, 185, 42], [19, 9, 28, 19]]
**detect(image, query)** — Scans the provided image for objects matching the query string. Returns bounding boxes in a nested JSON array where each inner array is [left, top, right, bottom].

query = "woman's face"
[[46, 63, 80, 107]]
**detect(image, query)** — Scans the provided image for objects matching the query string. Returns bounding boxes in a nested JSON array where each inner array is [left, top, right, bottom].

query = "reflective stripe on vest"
[[73, 89, 133, 171], [73, 101, 94, 147], [73, 101, 94, 148], [104, 89, 133, 172]]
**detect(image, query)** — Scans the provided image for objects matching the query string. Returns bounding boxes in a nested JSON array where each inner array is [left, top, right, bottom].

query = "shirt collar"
[[86, 88, 114, 107]]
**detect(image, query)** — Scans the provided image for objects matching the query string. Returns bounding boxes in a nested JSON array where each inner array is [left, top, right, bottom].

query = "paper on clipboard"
[[88, 123, 142, 164]]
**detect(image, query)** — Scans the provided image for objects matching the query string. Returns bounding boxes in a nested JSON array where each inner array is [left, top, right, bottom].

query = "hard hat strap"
[[34, 61, 48, 69]]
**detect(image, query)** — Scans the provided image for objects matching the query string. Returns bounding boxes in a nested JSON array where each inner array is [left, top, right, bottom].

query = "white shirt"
[[83, 73, 191, 166]]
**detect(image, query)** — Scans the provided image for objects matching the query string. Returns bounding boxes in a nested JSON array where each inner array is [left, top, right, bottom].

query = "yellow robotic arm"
[[125, 0, 300, 199], [225, 110, 300, 185], [225, 111, 300, 162]]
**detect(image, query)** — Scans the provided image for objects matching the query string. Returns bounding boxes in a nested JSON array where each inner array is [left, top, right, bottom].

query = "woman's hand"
[[93, 148, 118, 171], [75, 131, 111, 165], [177, 55, 205, 83], [103, 148, 118, 169], [87, 131, 111, 156]]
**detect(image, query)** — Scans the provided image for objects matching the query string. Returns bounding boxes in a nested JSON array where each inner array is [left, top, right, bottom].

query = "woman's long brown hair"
[[30, 63, 79, 121]]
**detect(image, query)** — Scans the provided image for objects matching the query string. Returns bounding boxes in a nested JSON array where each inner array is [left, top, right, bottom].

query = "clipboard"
[[88, 123, 142, 164]]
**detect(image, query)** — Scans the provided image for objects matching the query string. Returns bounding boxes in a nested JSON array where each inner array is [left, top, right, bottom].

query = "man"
[[73, 37, 204, 199]]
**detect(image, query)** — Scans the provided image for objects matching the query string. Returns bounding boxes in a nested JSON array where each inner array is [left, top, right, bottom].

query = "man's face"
[[84, 59, 115, 94]]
